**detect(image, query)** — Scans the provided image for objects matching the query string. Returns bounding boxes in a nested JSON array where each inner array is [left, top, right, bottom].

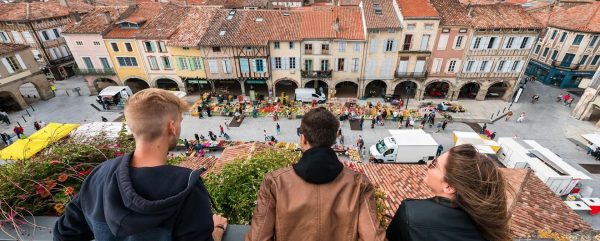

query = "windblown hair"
[[445, 144, 512, 241], [124, 88, 188, 141]]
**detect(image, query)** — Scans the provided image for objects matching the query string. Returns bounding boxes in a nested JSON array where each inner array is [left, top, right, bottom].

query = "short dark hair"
[[300, 107, 339, 147]]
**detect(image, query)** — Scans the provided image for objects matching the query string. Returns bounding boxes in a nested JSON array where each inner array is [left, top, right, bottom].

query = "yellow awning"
[[0, 123, 79, 160]]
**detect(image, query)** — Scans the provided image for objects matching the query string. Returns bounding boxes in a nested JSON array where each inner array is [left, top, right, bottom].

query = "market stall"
[[452, 131, 500, 154], [0, 123, 80, 160]]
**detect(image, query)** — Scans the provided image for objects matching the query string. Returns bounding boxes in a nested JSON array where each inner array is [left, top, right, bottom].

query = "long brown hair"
[[444, 144, 511, 241]]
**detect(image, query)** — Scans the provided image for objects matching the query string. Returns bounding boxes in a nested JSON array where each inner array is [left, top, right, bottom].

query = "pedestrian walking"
[[405, 117, 410, 128], [564, 94, 571, 105], [197, 105, 203, 119], [505, 111, 513, 121], [436, 122, 442, 132], [219, 125, 224, 137], [516, 112, 525, 123], [264, 130, 268, 141], [276, 123, 281, 135], [442, 119, 448, 131], [209, 131, 217, 141], [398, 114, 404, 126], [34, 121, 41, 131], [489, 132, 496, 140], [101, 116, 108, 122], [339, 134, 344, 145], [436, 144, 443, 157], [420, 117, 426, 128], [194, 133, 200, 142], [13, 126, 24, 139], [371, 118, 376, 129], [480, 123, 487, 134], [360, 115, 364, 129], [429, 114, 435, 128], [356, 135, 364, 150]]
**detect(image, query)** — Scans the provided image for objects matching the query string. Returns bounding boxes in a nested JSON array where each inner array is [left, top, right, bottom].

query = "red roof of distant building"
[[396, 0, 439, 18], [299, 6, 365, 40]]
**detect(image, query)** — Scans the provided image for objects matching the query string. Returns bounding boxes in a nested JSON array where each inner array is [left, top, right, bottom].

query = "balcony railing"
[[49, 55, 74, 66], [41, 38, 66, 48], [395, 71, 427, 78], [74, 68, 116, 76], [301, 70, 332, 78], [551, 60, 580, 70]]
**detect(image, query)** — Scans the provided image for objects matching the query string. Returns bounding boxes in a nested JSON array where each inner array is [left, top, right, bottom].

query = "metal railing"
[[49, 55, 73, 65], [74, 68, 116, 76], [301, 70, 332, 78], [395, 71, 427, 78]]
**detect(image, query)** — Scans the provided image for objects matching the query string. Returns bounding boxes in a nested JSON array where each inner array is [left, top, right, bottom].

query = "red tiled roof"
[[193, 0, 267, 8], [211, 142, 272, 174], [201, 9, 304, 46], [396, 0, 439, 18], [339, 0, 361, 6], [0, 0, 94, 21], [135, 3, 189, 39], [363, 0, 402, 29], [357, 164, 591, 238], [63, 6, 129, 34], [0, 43, 29, 55], [545, 2, 600, 33], [103, 2, 164, 39], [167, 6, 221, 47], [430, 0, 472, 26], [177, 156, 219, 176], [469, 3, 544, 29], [300, 6, 365, 40]]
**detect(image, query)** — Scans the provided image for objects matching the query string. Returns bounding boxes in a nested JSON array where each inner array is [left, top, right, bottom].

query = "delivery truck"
[[369, 129, 439, 163]]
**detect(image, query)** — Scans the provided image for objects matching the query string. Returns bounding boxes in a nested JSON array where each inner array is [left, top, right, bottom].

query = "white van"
[[294, 88, 326, 103], [369, 129, 439, 163]]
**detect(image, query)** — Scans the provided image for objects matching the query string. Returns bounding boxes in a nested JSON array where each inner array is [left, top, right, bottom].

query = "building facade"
[[63, 6, 131, 94], [456, 3, 543, 101], [395, 0, 440, 101], [526, 2, 600, 89], [360, 0, 403, 99], [0, 1, 92, 81], [0, 43, 53, 111]]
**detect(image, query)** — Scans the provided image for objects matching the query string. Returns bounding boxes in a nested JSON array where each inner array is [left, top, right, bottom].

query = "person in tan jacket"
[[245, 107, 386, 241]]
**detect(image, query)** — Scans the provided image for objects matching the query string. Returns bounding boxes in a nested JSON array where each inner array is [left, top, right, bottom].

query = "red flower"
[[45, 180, 57, 190], [77, 168, 92, 177], [36, 185, 50, 198], [50, 160, 61, 165], [57, 173, 68, 182], [64, 186, 74, 196]]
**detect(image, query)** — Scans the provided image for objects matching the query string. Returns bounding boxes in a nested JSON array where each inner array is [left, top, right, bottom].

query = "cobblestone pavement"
[[2, 75, 600, 228]]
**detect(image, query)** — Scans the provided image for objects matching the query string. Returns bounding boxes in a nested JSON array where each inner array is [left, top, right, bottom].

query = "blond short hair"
[[124, 88, 189, 141]]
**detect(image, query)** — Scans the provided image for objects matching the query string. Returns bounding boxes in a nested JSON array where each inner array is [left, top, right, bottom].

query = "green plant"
[[204, 149, 301, 224]]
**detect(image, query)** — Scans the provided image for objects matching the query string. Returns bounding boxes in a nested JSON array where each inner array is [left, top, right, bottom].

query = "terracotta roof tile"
[[103, 2, 164, 39], [544, 2, 600, 33], [210, 142, 272, 174], [363, 0, 402, 29], [201, 10, 303, 46], [63, 6, 129, 34], [300, 6, 365, 40], [0, 43, 29, 55], [430, 0, 472, 26], [357, 164, 591, 238], [177, 156, 219, 176], [396, 0, 439, 18], [135, 3, 189, 39], [193, 0, 267, 8], [469, 3, 544, 29], [167, 6, 221, 47], [0, 2, 68, 21], [340, 0, 361, 6]]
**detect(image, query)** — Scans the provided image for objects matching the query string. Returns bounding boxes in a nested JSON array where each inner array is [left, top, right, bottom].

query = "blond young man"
[[54, 89, 227, 241]]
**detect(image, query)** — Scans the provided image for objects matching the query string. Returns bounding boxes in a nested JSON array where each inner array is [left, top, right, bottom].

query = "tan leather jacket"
[[245, 166, 386, 241]]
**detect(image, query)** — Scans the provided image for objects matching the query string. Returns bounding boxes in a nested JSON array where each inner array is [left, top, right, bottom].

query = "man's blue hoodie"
[[53, 152, 215, 241]]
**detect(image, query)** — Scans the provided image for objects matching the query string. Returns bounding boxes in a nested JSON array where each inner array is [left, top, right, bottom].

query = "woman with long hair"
[[386, 144, 511, 241]]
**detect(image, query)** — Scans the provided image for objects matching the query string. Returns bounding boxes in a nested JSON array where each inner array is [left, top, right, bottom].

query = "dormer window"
[[219, 30, 226, 36], [120, 22, 139, 29]]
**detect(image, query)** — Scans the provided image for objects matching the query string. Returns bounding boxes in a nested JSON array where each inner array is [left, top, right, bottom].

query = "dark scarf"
[[293, 147, 343, 184]]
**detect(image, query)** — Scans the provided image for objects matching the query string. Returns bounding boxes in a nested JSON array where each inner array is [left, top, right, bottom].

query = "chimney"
[[59, 0, 69, 8], [333, 17, 340, 32], [103, 11, 111, 24]]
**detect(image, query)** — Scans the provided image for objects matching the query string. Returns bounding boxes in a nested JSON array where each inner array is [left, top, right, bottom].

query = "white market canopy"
[[99, 86, 133, 97], [70, 122, 131, 141], [582, 133, 600, 147]]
